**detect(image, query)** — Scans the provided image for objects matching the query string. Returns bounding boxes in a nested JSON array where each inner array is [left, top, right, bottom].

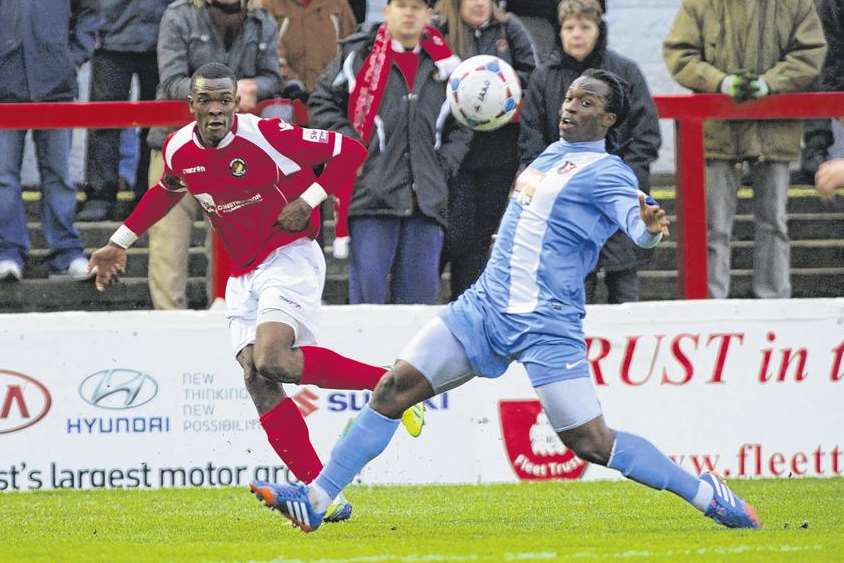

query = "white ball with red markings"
[[447, 55, 521, 132]]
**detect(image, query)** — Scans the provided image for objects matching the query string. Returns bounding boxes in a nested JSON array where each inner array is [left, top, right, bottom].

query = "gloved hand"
[[281, 81, 310, 103], [720, 71, 756, 103], [747, 77, 769, 99], [720, 74, 747, 97], [333, 236, 349, 259]]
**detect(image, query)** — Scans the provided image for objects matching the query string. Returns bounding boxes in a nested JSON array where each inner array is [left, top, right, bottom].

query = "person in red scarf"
[[309, 0, 473, 304]]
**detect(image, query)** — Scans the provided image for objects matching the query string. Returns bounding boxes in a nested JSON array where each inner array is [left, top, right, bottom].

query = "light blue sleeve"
[[592, 160, 662, 248]]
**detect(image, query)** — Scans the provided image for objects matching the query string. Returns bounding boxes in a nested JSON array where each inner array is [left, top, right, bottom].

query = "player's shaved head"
[[190, 63, 237, 94]]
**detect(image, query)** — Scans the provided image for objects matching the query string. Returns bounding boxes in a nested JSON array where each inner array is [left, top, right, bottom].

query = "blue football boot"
[[249, 480, 326, 533], [701, 472, 762, 529]]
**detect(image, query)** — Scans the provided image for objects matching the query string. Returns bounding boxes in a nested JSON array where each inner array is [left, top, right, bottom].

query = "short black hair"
[[190, 63, 237, 93], [579, 68, 631, 129]]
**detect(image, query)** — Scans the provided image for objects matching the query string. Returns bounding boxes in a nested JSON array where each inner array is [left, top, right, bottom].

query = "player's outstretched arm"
[[88, 243, 127, 292], [638, 193, 670, 238]]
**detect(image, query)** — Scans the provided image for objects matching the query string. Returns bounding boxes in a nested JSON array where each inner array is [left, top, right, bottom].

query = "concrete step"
[[26, 221, 208, 249], [631, 267, 844, 301], [319, 266, 844, 305], [648, 187, 844, 215], [21, 187, 844, 220], [22, 247, 208, 279], [0, 277, 208, 313], [731, 213, 844, 241], [645, 239, 844, 271]]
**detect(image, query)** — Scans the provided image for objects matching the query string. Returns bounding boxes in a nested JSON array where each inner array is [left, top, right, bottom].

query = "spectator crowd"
[[0, 0, 841, 305]]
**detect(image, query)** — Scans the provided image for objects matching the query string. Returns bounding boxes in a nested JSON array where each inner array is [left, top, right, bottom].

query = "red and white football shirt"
[[123, 113, 366, 276]]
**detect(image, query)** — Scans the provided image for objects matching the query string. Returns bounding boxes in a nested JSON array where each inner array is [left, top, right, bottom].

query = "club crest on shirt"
[[229, 158, 247, 177], [556, 161, 577, 175]]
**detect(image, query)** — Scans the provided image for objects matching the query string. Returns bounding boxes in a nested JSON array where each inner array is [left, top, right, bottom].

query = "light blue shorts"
[[398, 317, 602, 431], [440, 292, 589, 387]]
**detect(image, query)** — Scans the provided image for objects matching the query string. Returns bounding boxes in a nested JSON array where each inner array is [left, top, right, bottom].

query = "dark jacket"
[[818, 0, 844, 91], [96, 0, 171, 54], [443, 14, 536, 170], [0, 0, 99, 102], [500, 0, 559, 22], [519, 23, 661, 271], [309, 28, 474, 228], [147, 0, 281, 150], [519, 23, 660, 187]]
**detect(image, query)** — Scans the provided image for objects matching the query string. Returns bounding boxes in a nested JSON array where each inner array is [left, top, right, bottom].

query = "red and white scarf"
[[348, 23, 459, 144]]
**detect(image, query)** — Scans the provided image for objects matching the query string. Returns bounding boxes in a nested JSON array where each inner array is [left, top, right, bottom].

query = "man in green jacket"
[[663, 0, 827, 299]]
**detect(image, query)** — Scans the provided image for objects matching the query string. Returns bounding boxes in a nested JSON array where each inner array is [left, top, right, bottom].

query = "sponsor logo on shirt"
[[229, 158, 247, 177], [182, 165, 206, 175], [513, 168, 542, 206], [499, 400, 587, 481], [194, 192, 263, 216], [301, 128, 329, 144]]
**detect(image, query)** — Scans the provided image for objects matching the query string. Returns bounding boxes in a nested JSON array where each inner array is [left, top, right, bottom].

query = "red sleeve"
[[260, 118, 367, 237], [123, 137, 186, 237], [317, 133, 367, 238]]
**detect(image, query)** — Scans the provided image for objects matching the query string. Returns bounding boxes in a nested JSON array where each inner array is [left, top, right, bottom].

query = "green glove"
[[721, 71, 757, 103], [720, 74, 746, 98], [747, 77, 770, 98]]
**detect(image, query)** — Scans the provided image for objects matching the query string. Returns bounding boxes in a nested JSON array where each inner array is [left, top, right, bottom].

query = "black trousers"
[[443, 162, 518, 301], [84, 50, 159, 203], [584, 267, 640, 304]]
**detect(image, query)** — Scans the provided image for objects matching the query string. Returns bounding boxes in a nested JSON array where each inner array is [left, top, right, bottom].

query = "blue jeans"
[[349, 215, 444, 304], [0, 128, 83, 270]]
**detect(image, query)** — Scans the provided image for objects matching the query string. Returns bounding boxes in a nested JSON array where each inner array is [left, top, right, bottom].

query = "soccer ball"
[[447, 55, 522, 132]]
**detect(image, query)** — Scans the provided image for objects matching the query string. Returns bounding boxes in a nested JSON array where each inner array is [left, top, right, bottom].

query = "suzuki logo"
[[0, 369, 52, 434], [79, 369, 158, 410]]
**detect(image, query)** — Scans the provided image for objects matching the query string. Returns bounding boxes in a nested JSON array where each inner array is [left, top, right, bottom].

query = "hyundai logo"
[[78, 369, 159, 410]]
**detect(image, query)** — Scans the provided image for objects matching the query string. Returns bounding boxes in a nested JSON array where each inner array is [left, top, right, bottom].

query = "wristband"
[[300, 182, 328, 208], [109, 224, 138, 249]]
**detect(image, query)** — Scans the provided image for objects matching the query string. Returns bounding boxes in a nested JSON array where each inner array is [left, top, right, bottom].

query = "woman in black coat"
[[519, 0, 660, 304], [436, 0, 536, 301]]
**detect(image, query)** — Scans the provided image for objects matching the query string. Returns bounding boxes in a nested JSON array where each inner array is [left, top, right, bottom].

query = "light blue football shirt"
[[441, 138, 661, 382]]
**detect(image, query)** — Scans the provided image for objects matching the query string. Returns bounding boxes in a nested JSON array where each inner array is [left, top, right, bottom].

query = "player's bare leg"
[[555, 412, 760, 529], [370, 362, 436, 418], [251, 321, 425, 436], [253, 322, 303, 385], [241, 338, 354, 523], [237, 345, 287, 414]]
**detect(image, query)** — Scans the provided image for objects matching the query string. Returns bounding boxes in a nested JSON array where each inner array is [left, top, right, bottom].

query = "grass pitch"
[[2, 479, 842, 562]]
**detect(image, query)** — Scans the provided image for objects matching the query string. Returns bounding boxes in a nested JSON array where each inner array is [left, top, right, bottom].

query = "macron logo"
[[182, 165, 206, 175]]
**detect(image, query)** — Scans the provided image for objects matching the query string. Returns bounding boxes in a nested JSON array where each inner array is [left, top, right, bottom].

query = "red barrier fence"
[[2, 92, 843, 300]]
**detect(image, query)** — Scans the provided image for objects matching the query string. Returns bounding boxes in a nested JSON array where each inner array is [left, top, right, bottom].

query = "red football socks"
[[259, 398, 322, 483], [299, 346, 387, 390]]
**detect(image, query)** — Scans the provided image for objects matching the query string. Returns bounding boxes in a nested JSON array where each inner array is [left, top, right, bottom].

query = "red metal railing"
[[2, 92, 843, 300], [654, 92, 844, 298]]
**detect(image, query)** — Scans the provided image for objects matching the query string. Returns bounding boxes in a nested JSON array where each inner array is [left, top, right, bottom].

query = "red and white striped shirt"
[[122, 113, 366, 276]]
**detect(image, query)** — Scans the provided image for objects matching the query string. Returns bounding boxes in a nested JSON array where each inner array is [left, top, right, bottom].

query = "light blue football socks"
[[315, 404, 400, 500], [608, 431, 713, 512]]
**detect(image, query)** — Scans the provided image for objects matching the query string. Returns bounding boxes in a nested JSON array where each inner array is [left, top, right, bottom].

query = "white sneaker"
[[49, 257, 94, 281], [0, 260, 22, 281]]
